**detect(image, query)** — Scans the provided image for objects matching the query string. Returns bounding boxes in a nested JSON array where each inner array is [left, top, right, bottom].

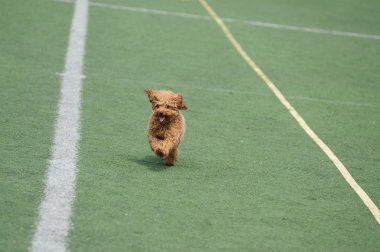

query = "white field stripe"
[[55, 0, 380, 40], [30, 0, 88, 251], [120, 78, 376, 108], [199, 0, 380, 224], [226, 18, 380, 40], [286, 96, 376, 108]]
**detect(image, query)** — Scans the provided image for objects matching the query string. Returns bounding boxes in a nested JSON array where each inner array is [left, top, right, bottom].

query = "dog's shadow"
[[127, 155, 168, 172]]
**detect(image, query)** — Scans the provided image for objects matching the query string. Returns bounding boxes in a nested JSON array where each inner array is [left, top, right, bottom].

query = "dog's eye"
[[153, 104, 159, 108]]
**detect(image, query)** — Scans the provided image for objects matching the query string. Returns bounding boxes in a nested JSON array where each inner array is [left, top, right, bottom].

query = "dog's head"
[[145, 89, 187, 124]]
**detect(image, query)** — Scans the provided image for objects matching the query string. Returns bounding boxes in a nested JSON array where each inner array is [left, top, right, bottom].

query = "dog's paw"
[[155, 149, 163, 157], [155, 148, 167, 157], [165, 160, 175, 166]]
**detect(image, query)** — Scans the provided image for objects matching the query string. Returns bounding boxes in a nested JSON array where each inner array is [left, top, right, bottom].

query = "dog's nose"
[[159, 112, 164, 116]]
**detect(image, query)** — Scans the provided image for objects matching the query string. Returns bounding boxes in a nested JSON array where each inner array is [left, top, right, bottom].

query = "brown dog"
[[145, 89, 187, 166]]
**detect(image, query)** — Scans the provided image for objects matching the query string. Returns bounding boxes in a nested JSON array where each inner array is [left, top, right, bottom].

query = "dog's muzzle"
[[158, 112, 166, 123]]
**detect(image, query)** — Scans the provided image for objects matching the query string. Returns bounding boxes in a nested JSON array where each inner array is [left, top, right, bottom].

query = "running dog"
[[144, 89, 187, 166]]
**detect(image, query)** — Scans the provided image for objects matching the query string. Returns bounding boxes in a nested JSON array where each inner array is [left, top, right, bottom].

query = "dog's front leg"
[[164, 148, 178, 166], [148, 135, 169, 157]]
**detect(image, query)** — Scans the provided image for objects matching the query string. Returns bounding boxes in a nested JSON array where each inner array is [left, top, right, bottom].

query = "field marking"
[[286, 96, 376, 108], [199, 0, 380, 224], [30, 0, 88, 251], [55, 0, 380, 40], [109, 78, 376, 108]]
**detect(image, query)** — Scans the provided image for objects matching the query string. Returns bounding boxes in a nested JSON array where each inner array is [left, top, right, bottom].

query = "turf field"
[[1, 0, 380, 251]]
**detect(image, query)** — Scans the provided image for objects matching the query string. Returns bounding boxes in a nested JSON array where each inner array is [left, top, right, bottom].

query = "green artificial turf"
[[1, 0, 379, 251], [0, 1, 72, 251], [210, 0, 380, 207], [68, 1, 380, 251], [209, 0, 380, 35]]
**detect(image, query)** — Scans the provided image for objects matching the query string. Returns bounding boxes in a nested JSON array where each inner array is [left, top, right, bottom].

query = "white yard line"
[[56, 0, 380, 40], [30, 0, 88, 251], [199, 0, 380, 224]]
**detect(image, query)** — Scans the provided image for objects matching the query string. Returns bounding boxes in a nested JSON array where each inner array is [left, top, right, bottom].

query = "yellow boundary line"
[[199, 0, 380, 224]]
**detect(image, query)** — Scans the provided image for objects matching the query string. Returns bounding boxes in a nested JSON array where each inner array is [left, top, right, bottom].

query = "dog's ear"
[[180, 103, 188, 110], [176, 94, 188, 110], [144, 89, 156, 103]]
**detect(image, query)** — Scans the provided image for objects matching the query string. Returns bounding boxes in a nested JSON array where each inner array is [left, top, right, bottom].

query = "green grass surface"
[[1, 0, 379, 251], [69, 0, 379, 251], [215, 4, 380, 207], [210, 0, 380, 34], [0, 1, 72, 251]]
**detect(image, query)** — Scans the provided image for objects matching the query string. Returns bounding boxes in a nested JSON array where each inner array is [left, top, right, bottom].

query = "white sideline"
[[30, 0, 88, 251], [55, 0, 380, 40], [199, 0, 380, 224]]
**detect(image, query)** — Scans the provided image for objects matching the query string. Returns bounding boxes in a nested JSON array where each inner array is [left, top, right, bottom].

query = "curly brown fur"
[[145, 89, 187, 166]]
